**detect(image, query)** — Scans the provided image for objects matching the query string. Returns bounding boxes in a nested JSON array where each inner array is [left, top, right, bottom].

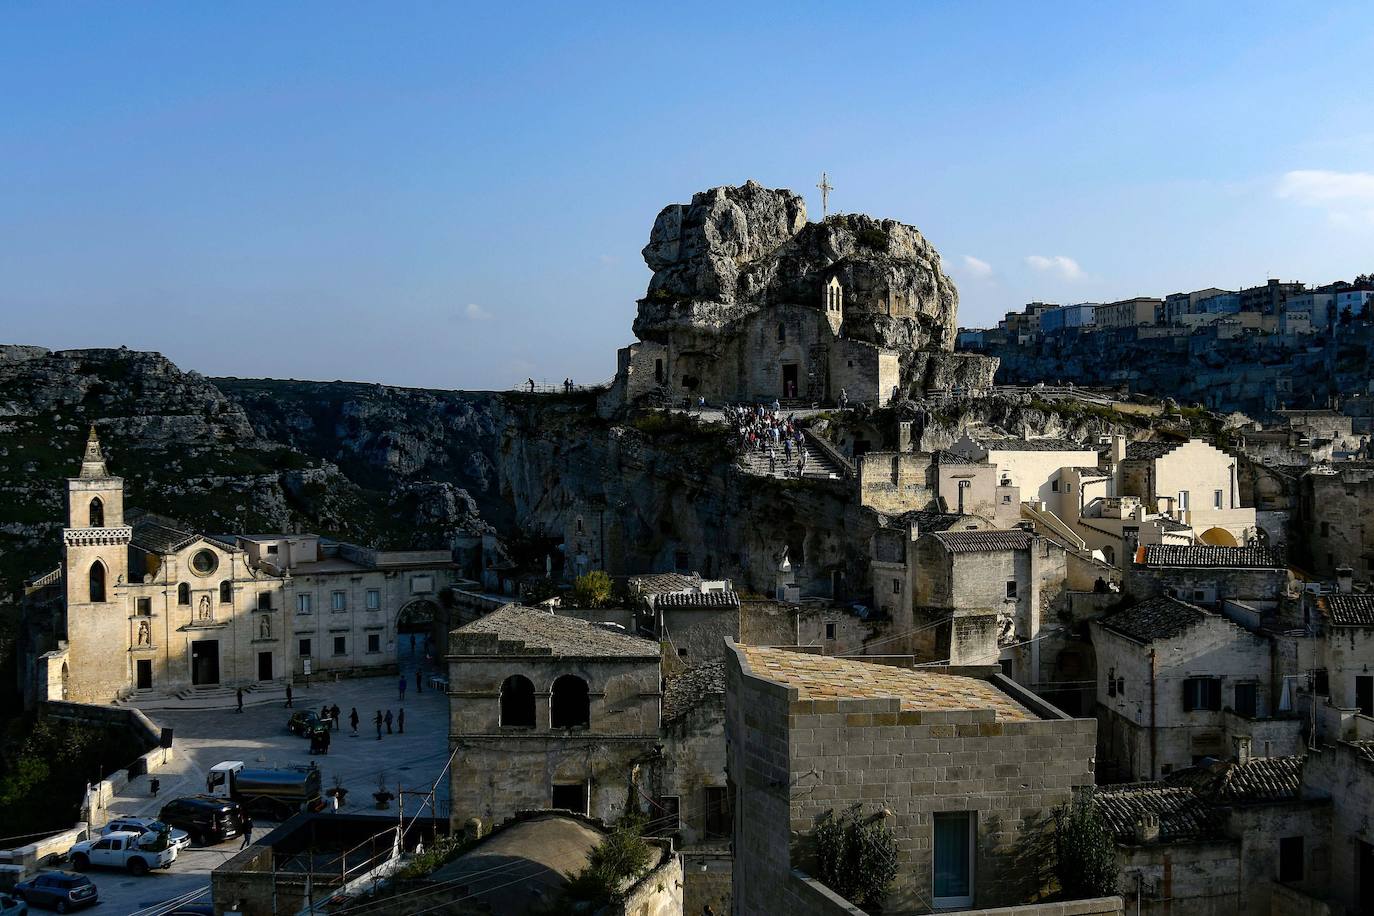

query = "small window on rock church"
[[219, 581, 232, 604], [777, 323, 786, 343], [89, 497, 104, 528], [178, 583, 190, 605]]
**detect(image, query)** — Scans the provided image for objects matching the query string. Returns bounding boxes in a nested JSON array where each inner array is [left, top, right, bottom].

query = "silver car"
[[100, 817, 192, 854]]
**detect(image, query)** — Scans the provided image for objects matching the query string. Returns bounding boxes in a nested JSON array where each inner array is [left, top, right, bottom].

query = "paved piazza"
[[72, 658, 451, 914]]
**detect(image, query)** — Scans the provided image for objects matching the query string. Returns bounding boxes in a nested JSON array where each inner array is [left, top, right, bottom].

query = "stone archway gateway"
[[396, 598, 443, 674], [1199, 527, 1239, 547]]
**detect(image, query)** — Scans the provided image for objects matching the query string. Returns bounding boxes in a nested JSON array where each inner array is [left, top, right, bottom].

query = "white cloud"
[[1024, 254, 1084, 280], [1276, 169, 1374, 223], [961, 255, 992, 277], [464, 303, 492, 321]]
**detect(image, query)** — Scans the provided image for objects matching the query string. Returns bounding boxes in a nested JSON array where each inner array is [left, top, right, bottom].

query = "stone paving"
[[62, 644, 452, 915]]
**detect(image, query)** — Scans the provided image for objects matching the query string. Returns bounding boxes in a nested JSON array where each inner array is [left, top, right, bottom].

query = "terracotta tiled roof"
[[978, 437, 1094, 452], [628, 573, 702, 595], [1165, 756, 1304, 803], [1099, 595, 1209, 644], [737, 646, 1037, 721], [654, 590, 740, 609], [1095, 784, 1220, 843], [662, 660, 726, 725], [454, 605, 660, 658], [1141, 544, 1283, 568], [933, 449, 982, 465], [932, 529, 1035, 553], [1322, 594, 1374, 627]]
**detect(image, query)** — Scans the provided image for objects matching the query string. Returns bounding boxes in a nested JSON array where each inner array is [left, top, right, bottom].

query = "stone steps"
[[737, 443, 845, 480]]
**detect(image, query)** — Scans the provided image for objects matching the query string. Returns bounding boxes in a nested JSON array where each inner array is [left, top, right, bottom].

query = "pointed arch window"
[[89, 561, 106, 603], [178, 582, 191, 605], [89, 497, 104, 528]]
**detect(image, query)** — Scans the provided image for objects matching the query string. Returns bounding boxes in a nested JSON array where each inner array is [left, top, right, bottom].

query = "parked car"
[[0, 892, 27, 915], [67, 830, 176, 875], [164, 907, 213, 916], [286, 710, 322, 736], [13, 871, 97, 913], [158, 795, 249, 846], [101, 816, 192, 853]]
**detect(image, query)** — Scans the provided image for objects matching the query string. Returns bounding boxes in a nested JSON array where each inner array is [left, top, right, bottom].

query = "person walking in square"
[[240, 814, 254, 849], [374, 710, 383, 740], [236, 687, 244, 713], [398, 675, 407, 702], [349, 707, 359, 735], [331, 703, 341, 730], [384, 709, 394, 734], [416, 670, 423, 693], [398, 708, 405, 735], [285, 683, 293, 708]]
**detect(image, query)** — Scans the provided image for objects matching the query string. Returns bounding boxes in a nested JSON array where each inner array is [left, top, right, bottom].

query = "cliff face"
[[634, 181, 960, 353]]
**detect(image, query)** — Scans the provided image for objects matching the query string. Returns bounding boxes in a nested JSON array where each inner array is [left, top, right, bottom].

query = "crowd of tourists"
[[724, 402, 814, 477]]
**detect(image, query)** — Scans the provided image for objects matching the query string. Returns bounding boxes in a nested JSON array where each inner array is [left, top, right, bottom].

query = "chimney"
[[1337, 567, 1354, 594], [1111, 435, 1127, 465], [1232, 735, 1252, 764], [1134, 812, 1161, 844]]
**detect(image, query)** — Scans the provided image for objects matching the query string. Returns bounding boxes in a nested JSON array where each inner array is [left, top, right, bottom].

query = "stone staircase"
[[116, 680, 289, 711], [737, 437, 847, 481]]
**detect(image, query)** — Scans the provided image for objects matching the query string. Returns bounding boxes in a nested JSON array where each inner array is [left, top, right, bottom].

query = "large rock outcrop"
[[635, 180, 960, 352]]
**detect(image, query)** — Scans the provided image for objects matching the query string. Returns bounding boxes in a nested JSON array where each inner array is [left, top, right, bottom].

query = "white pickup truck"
[[67, 829, 177, 875]]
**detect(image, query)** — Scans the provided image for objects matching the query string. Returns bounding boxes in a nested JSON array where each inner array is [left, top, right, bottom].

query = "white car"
[[101, 816, 192, 853], [67, 830, 177, 875]]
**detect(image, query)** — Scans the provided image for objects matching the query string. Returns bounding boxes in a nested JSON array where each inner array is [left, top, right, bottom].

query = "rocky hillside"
[[0, 347, 489, 604]]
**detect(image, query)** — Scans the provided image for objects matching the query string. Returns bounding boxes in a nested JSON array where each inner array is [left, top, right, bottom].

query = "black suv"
[[14, 870, 98, 912], [158, 795, 249, 846]]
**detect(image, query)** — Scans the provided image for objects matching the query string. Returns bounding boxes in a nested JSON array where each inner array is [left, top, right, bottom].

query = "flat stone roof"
[[737, 646, 1037, 721]]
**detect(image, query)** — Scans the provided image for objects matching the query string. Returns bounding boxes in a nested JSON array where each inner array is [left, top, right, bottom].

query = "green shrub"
[[856, 227, 889, 250], [569, 570, 613, 609], [813, 804, 898, 908], [1053, 790, 1119, 898]]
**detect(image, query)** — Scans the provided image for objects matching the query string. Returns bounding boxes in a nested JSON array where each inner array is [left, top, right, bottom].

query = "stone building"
[[1096, 754, 1332, 915], [1297, 462, 1374, 580], [1110, 439, 1255, 547], [1124, 544, 1290, 610], [1301, 738, 1374, 914], [1090, 595, 1297, 782], [447, 605, 663, 826], [23, 429, 458, 705], [725, 643, 1100, 914]]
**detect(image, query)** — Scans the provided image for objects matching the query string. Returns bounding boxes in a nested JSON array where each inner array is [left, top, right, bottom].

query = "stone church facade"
[[22, 428, 459, 705]]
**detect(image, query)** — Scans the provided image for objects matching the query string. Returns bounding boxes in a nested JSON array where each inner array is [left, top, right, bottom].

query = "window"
[[219, 581, 232, 604], [257, 592, 272, 611], [1002, 494, 1012, 504], [297, 593, 313, 614], [933, 812, 974, 907], [704, 785, 731, 839], [550, 674, 590, 728], [1321, 521, 1330, 538], [331, 591, 346, 612], [576, 516, 584, 534], [1052, 479, 1059, 492], [89, 561, 106, 603], [136, 597, 151, 616], [677, 647, 688, 657], [1182, 677, 1221, 712], [298, 638, 311, 657], [366, 589, 380, 611], [777, 323, 785, 343], [191, 549, 218, 576], [500, 675, 536, 727], [824, 622, 836, 640], [1357, 675, 1373, 717], [367, 634, 380, 654], [89, 497, 104, 528], [551, 783, 587, 815], [654, 358, 664, 383], [1214, 489, 1224, 509], [266, 544, 278, 556], [332, 636, 346, 656], [892, 578, 901, 595], [1178, 490, 1190, 510], [653, 796, 680, 835], [1107, 668, 1117, 697], [1278, 836, 1304, 883], [1314, 669, 1330, 696], [1234, 682, 1258, 718], [1006, 580, 1018, 599], [178, 582, 190, 605]]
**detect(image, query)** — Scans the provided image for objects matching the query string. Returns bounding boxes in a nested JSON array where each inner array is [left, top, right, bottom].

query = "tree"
[[1052, 790, 1119, 899], [569, 570, 613, 608], [543, 820, 654, 913], [813, 804, 899, 908], [1340, 305, 1355, 327]]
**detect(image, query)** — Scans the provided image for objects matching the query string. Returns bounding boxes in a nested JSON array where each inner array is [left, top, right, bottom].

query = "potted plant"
[[327, 774, 349, 807], [373, 771, 394, 810]]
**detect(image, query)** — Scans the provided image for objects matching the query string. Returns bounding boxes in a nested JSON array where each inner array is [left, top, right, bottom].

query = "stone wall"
[[858, 452, 935, 514], [1298, 464, 1374, 580], [1301, 740, 1374, 914], [1125, 563, 1289, 606]]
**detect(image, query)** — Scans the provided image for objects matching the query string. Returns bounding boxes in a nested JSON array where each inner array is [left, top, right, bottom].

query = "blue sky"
[[4, 2, 1374, 389]]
